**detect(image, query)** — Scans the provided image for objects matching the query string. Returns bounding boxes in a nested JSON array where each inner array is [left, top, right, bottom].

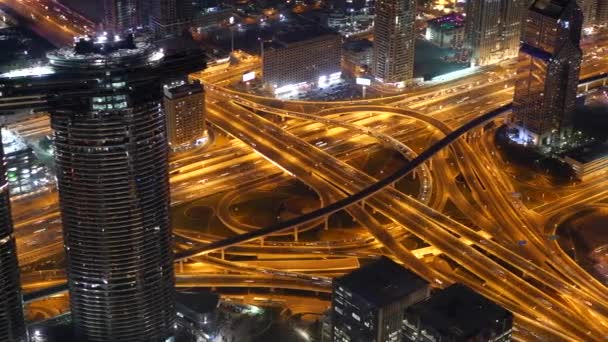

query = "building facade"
[[511, 0, 583, 146], [403, 284, 513, 342], [163, 80, 206, 150], [426, 13, 466, 49], [578, 0, 597, 26], [465, 0, 526, 66], [599, 0, 608, 24], [263, 30, 342, 90], [0, 34, 205, 341], [0, 142, 27, 342], [103, 0, 140, 32], [331, 257, 430, 342], [465, 0, 502, 66], [372, 0, 416, 86]]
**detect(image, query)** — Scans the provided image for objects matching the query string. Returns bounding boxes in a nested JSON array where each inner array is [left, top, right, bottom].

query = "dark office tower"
[[331, 257, 430, 342], [511, 0, 583, 146], [403, 284, 513, 341], [103, 0, 139, 32], [0, 142, 27, 342], [372, 0, 416, 86], [151, 0, 180, 37]]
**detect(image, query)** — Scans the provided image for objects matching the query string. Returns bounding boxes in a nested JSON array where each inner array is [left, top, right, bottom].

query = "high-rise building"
[[163, 80, 206, 150], [331, 257, 430, 342], [151, 0, 179, 37], [103, 0, 139, 32], [403, 284, 513, 342], [0, 34, 205, 341], [372, 0, 416, 86], [465, 0, 526, 66], [0, 142, 27, 342], [465, 0, 502, 66], [262, 27, 342, 91], [598, 0, 608, 24], [501, 0, 528, 58], [150, 0, 197, 37], [578, 0, 597, 26], [511, 0, 583, 146]]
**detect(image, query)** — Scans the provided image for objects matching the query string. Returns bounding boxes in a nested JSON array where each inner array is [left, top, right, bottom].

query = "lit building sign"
[[242, 71, 256, 82], [356, 77, 371, 86]]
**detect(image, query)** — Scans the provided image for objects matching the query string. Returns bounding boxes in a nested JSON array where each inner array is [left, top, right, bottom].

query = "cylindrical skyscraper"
[[0, 33, 205, 342], [49, 36, 174, 341], [0, 140, 27, 342]]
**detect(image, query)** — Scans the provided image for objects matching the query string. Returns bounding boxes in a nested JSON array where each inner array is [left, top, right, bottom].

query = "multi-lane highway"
[[5, 0, 608, 338]]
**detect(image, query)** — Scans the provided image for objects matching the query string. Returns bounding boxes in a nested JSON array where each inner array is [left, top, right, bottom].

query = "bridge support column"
[[179, 260, 184, 273], [294, 226, 299, 242], [221, 249, 225, 260], [325, 217, 329, 230]]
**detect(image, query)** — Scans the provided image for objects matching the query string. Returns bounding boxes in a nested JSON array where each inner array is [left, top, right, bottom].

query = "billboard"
[[242, 71, 255, 82], [356, 77, 371, 86]]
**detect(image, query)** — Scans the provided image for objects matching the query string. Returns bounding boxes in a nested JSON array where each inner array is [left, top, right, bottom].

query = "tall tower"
[[151, 0, 179, 37], [598, 0, 608, 24], [0, 142, 27, 342], [511, 0, 583, 146], [465, 0, 502, 66], [103, 0, 139, 32], [466, 0, 527, 66], [371, 0, 416, 86], [51, 36, 174, 341], [501, 0, 528, 58], [577, 0, 597, 26], [0, 34, 205, 341]]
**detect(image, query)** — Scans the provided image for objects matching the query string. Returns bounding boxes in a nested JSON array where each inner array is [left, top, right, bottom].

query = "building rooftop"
[[531, 0, 571, 18], [427, 13, 465, 30], [164, 80, 204, 99], [267, 24, 339, 49], [408, 284, 511, 338], [176, 291, 220, 314], [565, 142, 608, 163], [335, 256, 428, 307], [343, 39, 373, 52]]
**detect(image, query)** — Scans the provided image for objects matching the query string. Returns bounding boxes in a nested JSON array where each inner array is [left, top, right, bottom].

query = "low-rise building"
[[563, 143, 608, 180], [343, 39, 373, 70], [262, 27, 342, 91], [425, 13, 466, 49], [331, 257, 430, 342], [403, 284, 513, 342]]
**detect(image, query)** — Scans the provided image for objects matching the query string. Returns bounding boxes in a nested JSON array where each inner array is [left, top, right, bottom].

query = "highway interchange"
[[3, 1, 608, 339]]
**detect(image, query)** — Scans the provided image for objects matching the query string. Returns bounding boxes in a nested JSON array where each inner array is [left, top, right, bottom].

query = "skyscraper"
[[465, 0, 526, 66], [372, 0, 416, 86], [465, 0, 502, 66], [0, 142, 27, 342], [511, 0, 583, 146], [103, 0, 139, 32], [578, 0, 597, 26], [501, 0, 528, 58], [151, 0, 185, 37], [0, 34, 205, 341], [598, 0, 608, 24]]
